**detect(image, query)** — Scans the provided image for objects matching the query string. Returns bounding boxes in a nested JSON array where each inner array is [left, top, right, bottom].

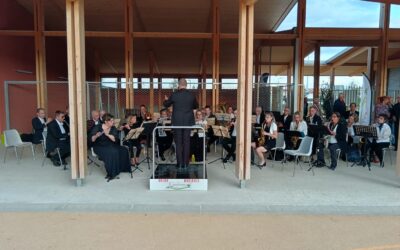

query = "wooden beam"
[[304, 28, 382, 41], [349, 66, 367, 76], [293, 0, 306, 113], [66, 0, 88, 181], [212, 0, 220, 113], [376, 3, 390, 97], [320, 47, 369, 74], [272, 0, 297, 32], [236, 0, 254, 186], [0, 30, 35, 36], [125, 0, 134, 109], [33, 0, 47, 111], [313, 43, 320, 99]]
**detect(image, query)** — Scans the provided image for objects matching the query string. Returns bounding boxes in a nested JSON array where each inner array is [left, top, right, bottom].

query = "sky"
[[277, 1, 400, 62]]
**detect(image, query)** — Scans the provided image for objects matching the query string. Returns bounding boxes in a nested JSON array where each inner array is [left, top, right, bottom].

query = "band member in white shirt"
[[368, 114, 391, 167], [290, 111, 308, 137]]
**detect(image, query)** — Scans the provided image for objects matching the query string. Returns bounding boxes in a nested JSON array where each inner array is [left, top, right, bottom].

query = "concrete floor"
[[0, 145, 399, 214]]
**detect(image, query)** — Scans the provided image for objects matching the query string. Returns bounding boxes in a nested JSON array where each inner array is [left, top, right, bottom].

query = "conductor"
[[164, 78, 199, 168]]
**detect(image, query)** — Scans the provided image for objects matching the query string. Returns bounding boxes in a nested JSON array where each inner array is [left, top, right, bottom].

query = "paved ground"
[[0, 145, 399, 214], [0, 213, 400, 250]]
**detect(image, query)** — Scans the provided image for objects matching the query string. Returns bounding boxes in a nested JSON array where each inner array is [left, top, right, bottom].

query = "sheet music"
[[125, 127, 144, 140]]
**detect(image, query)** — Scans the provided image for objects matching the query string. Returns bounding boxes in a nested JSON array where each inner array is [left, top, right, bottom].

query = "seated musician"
[[138, 104, 152, 123], [316, 112, 347, 170], [368, 114, 391, 167], [32, 108, 52, 145], [306, 106, 323, 158], [87, 110, 101, 134], [278, 107, 292, 132], [121, 114, 143, 166], [156, 109, 173, 161], [251, 112, 278, 167], [222, 109, 237, 163], [347, 114, 359, 145], [254, 106, 265, 127], [91, 113, 132, 181], [204, 106, 217, 152], [288, 111, 307, 149], [226, 106, 235, 119], [190, 110, 208, 162], [46, 111, 70, 166], [345, 103, 359, 121]]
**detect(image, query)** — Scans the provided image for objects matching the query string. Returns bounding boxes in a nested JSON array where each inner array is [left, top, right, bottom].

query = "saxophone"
[[257, 122, 266, 146]]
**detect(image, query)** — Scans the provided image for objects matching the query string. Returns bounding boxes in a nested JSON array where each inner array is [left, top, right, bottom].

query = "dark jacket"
[[32, 117, 47, 144], [344, 110, 359, 120], [307, 115, 323, 126], [280, 114, 292, 131], [163, 89, 198, 126], [333, 99, 346, 117], [330, 122, 348, 151], [46, 119, 69, 152]]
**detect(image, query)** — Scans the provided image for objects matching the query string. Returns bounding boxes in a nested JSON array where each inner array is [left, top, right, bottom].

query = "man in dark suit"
[[344, 102, 360, 121], [333, 93, 346, 118], [279, 107, 292, 132], [46, 110, 70, 166], [32, 108, 52, 144], [254, 106, 265, 127], [306, 106, 323, 159], [392, 96, 400, 151], [163, 78, 199, 168]]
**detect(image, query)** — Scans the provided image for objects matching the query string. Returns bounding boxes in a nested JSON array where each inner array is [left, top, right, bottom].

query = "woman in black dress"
[[91, 113, 132, 181], [121, 114, 143, 166]]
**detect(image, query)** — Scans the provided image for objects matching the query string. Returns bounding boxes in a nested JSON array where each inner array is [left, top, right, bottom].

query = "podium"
[[150, 125, 207, 191]]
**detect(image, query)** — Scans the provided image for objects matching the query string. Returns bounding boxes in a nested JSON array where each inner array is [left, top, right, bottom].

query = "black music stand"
[[138, 122, 157, 170], [208, 125, 230, 169], [307, 124, 331, 170], [285, 130, 303, 150], [352, 125, 377, 171]]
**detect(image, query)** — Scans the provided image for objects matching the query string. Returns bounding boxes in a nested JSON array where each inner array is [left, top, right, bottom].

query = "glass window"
[[221, 78, 238, 90], [162, 78, 178, 89], [391, 4, 400, 28], [276, 3, 297, 32], [306, 0, 380, 28], [305, 47, 351, 65], [120, 78, 138, 89], [141, 78, 159, 89], [186, 78, 199, 89], [206, 78, 213, 90], [101, 77, 118, 89]]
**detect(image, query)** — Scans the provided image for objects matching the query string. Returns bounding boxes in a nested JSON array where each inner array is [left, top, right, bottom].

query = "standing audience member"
[[374, 96, 390, 122], [32, 108, 52, 144], [368, 114, 391, 167], [333, 93, 346, 118], [46, 111, 70, 166]]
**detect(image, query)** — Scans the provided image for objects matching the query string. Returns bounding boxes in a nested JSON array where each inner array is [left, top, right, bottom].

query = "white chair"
[[270, 132, 286, 167], [283, 136, 314, 177], [3, 129, 35, 163], [41, 131, 65, 169]]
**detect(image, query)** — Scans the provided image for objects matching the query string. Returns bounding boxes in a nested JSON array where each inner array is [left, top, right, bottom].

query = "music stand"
[[208, 125, 230, 168], [307, 124, 331, 171], [124, 127, 144, 172], [138, 122, 158, 169], [352, 125, 378, 171]]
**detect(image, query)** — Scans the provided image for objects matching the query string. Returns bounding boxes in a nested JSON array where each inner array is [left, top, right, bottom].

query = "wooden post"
[[66, 0, 88, 183], [212, 0, 220, 113], [149, 52, 155, 113], [313, 43, 320, 99], [33, 0, 47, 110], [201, 51, 207, 107], [330, 68, 335, 90], [377, 3, 390, 97], [293, 0, 306, 113], [254, 49, 261, 107], [125, 0, 134, 109], [236, 0, 255, 187]]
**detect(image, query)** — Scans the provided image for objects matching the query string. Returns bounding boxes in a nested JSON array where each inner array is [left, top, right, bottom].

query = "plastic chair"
[[3, 129, 35, 163], [382, 135, 395, 167], [41, 131, 65, 169], [270, 132, 286, 167], [283, 136, 314, 176]]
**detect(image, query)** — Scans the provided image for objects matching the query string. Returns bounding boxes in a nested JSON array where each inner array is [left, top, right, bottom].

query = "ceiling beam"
[[320, 47, 368, 74], [304, 28, 382, 41], [272, 0, 297, 32]]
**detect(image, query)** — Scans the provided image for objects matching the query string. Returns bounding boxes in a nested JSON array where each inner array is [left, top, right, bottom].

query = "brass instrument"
[[291, 136, 299, 148], [257, 122, 267, 147]]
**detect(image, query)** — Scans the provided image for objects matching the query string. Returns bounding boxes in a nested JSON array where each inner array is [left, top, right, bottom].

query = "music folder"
[[125, 127, 144, 140], [211, 125, 230, 138]]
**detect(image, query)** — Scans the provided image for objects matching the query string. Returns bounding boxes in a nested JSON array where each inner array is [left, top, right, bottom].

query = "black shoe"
[[160, 155, 166, 161], [328, 166, 336, 171], [257, 162, 266, 168], [232, 154, 236, 161], [223, 156, 229, 163], [52, 160, 61, 167]]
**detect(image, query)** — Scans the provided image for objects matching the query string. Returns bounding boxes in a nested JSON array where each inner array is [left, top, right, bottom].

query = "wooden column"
[[212, 0, 220, 113], [293, 0, 306, 113], [254, 49, 261, 107], [236, 0, 255, 187], [149, 52, 155, 113], [66, 0, 87, 183], [201, 52, 207, 107], [330, 68, 335, 90], [376, 3, 390, 97], [33, 0, 47, 110], [125, 0, 134, 109], [313, 43, 320, 99]]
